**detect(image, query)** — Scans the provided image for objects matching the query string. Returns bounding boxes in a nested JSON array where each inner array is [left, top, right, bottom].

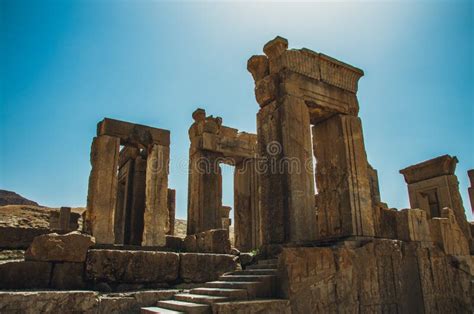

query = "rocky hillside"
[[0, 190, 39, 207]]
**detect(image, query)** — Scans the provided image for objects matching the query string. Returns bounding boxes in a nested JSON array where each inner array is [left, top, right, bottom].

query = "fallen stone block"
[[184, 229, 231, 254], [86, 249, 179, 284], [0, 291, 99, 314], [0, 260, 52, 289], [25, 231, 95, 262], [180, 253, 238, 283]]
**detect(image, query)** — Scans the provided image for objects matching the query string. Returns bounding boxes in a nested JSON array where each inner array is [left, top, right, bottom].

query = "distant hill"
[[0, 190, 40, 207]]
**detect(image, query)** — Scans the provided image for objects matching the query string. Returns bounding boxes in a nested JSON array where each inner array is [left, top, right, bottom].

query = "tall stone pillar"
[[142, 144, 170, 246], [86, 135, 120, 244], [187, 150, 222, 234], [234, 159, 261, 251], [312, 114, 374, 238], [256, 101, 287, 245]]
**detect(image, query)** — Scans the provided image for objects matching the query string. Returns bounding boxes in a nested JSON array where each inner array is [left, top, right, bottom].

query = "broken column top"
[[399, 155, 458, 184], [97, 118, 170, 147]]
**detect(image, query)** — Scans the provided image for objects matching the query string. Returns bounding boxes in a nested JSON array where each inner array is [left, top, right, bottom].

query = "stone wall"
[[279, 239, 473, 313], [0, 249, 238, 291], [0, 290, 177, 314]]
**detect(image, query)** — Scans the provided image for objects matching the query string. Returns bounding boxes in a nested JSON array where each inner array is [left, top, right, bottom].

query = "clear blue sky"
[[1, 1, 473, 221]]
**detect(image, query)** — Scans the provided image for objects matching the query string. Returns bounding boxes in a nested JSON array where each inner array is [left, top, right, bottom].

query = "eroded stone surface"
[[86, 250, 179, 284], [279, 239, 472, 313], [25, 231, 95, 262], [184, 229, 231, 254], [85, 135, 120, 244], [0, 291, 99, 314]]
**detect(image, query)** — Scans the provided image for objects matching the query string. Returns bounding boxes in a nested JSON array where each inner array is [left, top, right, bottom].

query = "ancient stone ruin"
[[1, 36, 473, 314]]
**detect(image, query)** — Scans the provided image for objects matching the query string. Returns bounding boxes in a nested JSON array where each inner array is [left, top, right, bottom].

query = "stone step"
[[189, 287, 248, 300], [258, 259, 278, 265], [231, 269, 278, 276], [219, 274, 276, 282], [204, 281, 271, 298], [246, 263, 277, 270], [174, 293, 229, 305], [141, 307, 184, 314], [156, 300, 210, 314]]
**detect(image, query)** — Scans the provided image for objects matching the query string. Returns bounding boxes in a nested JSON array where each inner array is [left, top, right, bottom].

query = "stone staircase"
[[141, 259, 284, 313]]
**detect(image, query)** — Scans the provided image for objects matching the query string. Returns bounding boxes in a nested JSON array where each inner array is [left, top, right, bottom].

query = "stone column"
[[187, 150, 222, 234], [256, 101, 287, 245], [234, 159, 261, 251], [128, 156, 146, 245], [280, 95, 316, 241], [142, 144, 170, 246], [167, 189, 176, 236], [85, 135, 120, 244], [312, 114, 374, 238]]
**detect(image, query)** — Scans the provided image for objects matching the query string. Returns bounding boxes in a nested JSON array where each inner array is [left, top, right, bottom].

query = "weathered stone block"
[[429, 208, 469, 256], [165, 235, 184, 251], [247, 55, 269, 81], [396, 209, 431, 243], [263, 36, 288, 59], [255, 74, 278, 107], [86, 250, 179, 284], [0, 291, 99, 314], [375, 207, 398, 239], [0, 260, 52, 289], [51, 262, 86, 290], [97, 117, 170, 146], [25, 231, 95, 262], [179, 253, 237, 283], [184, 229, 231, 254]]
